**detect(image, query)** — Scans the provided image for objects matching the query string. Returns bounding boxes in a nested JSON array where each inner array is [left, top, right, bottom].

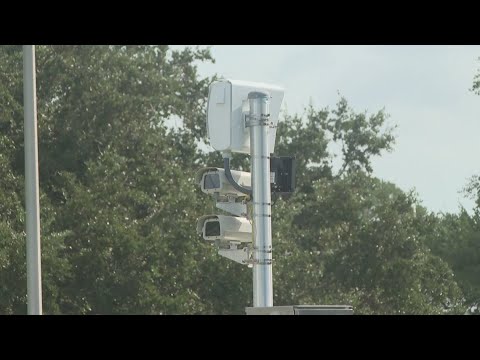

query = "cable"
[[223, 157, 252, 196]]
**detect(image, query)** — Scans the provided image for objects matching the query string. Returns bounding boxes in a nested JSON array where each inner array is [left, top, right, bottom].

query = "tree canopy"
[[472, 58, 480, 95]]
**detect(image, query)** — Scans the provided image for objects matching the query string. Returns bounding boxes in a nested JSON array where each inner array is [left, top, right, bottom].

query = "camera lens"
[[205, 221, 221, 237], [204, 173, 220, 190]]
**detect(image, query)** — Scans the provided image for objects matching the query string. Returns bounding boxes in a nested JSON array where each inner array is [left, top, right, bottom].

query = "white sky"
[[173, 45, 480, 214]]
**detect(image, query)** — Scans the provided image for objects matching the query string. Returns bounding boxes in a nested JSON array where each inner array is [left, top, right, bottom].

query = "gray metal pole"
[[249, 92, 273, 307], [23, 45, 43, 315]]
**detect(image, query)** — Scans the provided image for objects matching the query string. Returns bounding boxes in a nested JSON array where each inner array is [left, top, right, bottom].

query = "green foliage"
[[473, 58, 480, 95], [321, 98, 395, 175], [424, 209, 480, 314], [272, 173, 463, 314], [423, 176, 480, 314], [0, 45, 217, 314]]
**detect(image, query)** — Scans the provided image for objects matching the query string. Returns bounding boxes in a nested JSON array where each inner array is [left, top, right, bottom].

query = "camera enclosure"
[[196, 215, 252, 243], [195, 167, 251, 198], [207, 79, 284, 154]]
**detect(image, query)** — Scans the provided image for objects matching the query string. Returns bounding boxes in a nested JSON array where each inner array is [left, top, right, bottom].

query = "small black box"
[[270, 156, 296, 194]]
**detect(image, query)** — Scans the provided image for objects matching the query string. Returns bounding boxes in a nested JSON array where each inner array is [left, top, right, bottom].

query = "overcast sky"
[[174, 45, 480, 214]]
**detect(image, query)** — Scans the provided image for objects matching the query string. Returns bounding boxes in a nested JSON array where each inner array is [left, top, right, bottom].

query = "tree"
[[270, 103, 463, 314], [473, 58, 480, 95], [425, 176, 480, 314], [0, 45, 219, 314], [272, 172, 464, 314]]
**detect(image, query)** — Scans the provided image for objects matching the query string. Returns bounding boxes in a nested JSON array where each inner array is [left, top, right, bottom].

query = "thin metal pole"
[[23, 45, 43, 315], [249, 92, 273, 307]]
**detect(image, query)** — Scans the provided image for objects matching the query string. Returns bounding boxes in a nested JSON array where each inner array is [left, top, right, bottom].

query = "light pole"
[[249, 91, 273, 307], [23, 45, 43, 315]]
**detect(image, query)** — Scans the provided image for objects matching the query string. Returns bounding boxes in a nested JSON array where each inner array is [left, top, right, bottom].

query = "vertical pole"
[[23, 45, 43, 315], [249, 91, 273, 307]]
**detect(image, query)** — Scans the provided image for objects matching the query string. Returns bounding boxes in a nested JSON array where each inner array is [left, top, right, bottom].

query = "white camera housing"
[[207, 79, 284, 154], [195, 167, 251, 198], [196, 215, 252, 243]]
